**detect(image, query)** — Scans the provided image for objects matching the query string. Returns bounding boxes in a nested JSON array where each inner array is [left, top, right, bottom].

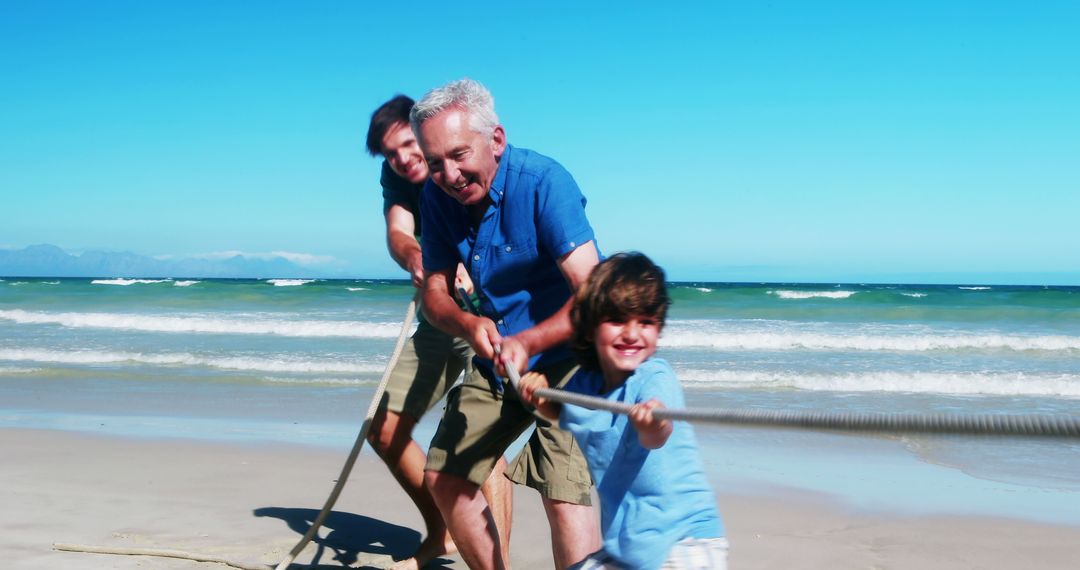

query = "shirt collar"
[[487, 144, 513, 206]]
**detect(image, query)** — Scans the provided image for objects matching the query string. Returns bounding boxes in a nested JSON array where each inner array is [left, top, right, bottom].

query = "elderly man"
[[411, 79, 601, 570], [364, 94, 511, 569]]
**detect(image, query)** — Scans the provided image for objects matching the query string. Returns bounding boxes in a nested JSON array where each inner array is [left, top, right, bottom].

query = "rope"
[[530, 386, 1080, 438], [54, 294, 420, 570], [273, 293, 418, 569], [53, 543, 269, 570], [499, 352, 1079, 438]]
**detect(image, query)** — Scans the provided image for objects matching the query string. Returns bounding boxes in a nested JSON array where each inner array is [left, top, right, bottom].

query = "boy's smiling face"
[[595, 315, 660, 387]]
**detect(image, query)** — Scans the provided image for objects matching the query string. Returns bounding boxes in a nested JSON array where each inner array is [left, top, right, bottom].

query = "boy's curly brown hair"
[[571, 252, 671, 371]]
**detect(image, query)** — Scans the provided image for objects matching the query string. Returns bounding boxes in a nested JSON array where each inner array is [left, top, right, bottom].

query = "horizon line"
[[2, 274, 1077, 289]]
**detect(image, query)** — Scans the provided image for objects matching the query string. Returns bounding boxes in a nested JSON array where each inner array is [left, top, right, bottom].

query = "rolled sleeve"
[[536, 165, 595, 259]]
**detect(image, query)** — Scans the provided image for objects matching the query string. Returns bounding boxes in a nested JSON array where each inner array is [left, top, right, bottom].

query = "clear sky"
[[3, 1, 1078, 284]]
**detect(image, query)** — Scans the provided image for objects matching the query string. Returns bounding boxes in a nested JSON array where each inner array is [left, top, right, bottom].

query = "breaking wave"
[[769, 290, 857, 300], [0, 309, 401, 338], [677, 369, 1080, 397], [92, 278, 172, 286], [660, 328, 1080, 353], [0, 348, 384, 375]]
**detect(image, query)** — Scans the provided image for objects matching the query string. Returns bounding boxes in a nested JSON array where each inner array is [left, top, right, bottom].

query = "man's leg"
[[505, 358, 598, 569], [426, 470, 507, 570], [424, 365, 537, 570], [450, 335, 513, 562], [367, 409, 454, 567], [370, 320, 486, 568], [543, 498, 599, 570], [482, 457, 513, 564]]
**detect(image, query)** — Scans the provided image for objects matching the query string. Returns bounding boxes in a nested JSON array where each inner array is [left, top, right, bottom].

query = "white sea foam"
[[900, 292, 927, 298], [677, 369, 1080, 397], [262, 376, 368, 386], [0, 309, 402, 338], [92, 278, 172, 286], [0, 366, 41, 375], [174, 280, 199, 287], [660, 328, 1080, 352], [347, 287, 369, 292], [0, 348, 385, 374], [769, 290, 856, 300], [959, 286, 992, 290], [267, 279, 314, 287], [695, 287, 713, 293]]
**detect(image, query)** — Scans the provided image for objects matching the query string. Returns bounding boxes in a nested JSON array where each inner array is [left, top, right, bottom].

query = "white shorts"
[[569, 537, 729, 570]]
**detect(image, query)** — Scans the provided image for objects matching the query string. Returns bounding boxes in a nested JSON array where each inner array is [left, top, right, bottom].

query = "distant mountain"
[[0, 244, 321, 278]]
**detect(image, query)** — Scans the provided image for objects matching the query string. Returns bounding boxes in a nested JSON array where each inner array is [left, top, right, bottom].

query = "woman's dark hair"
[[571, 252, 670, 371], [365, 94, 415, 156]]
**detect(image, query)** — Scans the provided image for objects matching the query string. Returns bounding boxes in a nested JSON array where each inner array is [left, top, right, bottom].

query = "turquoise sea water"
[[2, 277, 1078, 524]]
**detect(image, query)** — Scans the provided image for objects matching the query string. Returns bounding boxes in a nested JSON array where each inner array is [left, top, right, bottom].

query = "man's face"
[[380, 121, 428, 184], [417, 107, 505, 207]]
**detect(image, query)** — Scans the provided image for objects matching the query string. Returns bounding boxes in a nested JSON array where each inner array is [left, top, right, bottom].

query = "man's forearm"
[[387, 229, 422, 274], [512, 239, 598, 355], [421, 281, 474, 338], [511, 297, 574, 356]]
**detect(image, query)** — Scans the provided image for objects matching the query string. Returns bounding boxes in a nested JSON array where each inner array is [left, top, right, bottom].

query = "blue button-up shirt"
[[421, 144, 595, 371]]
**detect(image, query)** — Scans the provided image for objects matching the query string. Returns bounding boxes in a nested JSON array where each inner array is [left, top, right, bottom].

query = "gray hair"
[[410, 78, 500, 139]]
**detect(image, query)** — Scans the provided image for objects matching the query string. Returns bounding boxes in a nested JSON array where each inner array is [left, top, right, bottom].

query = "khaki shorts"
[[380, 319, 473, 420], [426, 357, 593, 505]]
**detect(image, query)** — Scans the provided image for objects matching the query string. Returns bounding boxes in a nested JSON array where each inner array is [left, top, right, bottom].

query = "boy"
[[517, 252, 728, 570]]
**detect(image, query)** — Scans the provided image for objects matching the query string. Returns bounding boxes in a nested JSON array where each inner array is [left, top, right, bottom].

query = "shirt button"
[[569, 241, 576, 248], [498, 319, 504, 325], [504, 246, 512, 253], [473, 254, 480, 261]]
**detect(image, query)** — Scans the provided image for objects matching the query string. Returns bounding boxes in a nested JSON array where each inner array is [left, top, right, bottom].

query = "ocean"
[[2, 277, 1078, 524]]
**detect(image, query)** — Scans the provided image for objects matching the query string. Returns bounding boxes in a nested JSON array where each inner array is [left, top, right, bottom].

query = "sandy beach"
[[5, 428, 1078, 569]]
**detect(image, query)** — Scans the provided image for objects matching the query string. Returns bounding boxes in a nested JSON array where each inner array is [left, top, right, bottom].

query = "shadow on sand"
[[254, 507, 455, 569]]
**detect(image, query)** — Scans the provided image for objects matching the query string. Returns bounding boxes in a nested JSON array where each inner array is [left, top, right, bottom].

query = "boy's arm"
[[629, 399, 673, 449], [517, 371, 561, 421]]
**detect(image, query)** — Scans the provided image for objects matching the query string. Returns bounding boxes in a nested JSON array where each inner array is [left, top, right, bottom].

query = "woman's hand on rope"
[[630, 399, 673, 449]]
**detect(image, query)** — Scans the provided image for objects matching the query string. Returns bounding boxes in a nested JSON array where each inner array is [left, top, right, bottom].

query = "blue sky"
[[2, 1, 1078, 284]]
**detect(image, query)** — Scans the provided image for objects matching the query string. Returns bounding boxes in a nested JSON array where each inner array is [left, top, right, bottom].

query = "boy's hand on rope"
[[518, 371, 560, 420], [630, 399, 673, 449], [517, 371, 550, 407]]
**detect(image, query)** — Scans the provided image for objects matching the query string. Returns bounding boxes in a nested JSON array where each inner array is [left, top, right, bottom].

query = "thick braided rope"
[[273, 293, 418, 569], [530, 387, 1080, 438]]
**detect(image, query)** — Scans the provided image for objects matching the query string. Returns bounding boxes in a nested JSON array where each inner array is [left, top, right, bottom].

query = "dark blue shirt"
[[380, 160, 423, 238], [421, 144, 595, 370]]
